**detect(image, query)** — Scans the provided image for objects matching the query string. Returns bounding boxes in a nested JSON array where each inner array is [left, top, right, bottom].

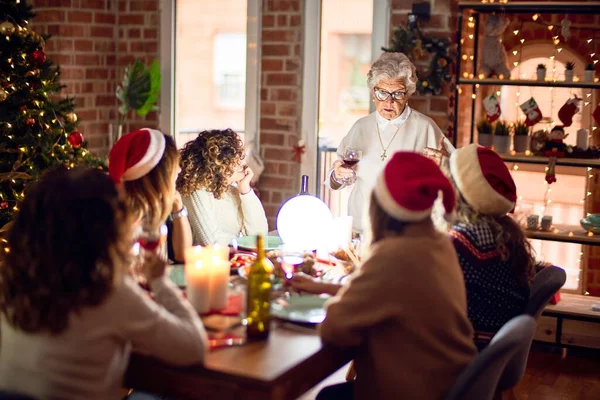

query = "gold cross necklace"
[[376, 122, 402, 161]]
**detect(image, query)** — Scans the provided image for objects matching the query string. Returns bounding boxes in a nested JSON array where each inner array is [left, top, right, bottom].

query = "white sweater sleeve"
[[240, 189, 268, 237], [183, 190, 228, 246], [119, 276, 208, 366]]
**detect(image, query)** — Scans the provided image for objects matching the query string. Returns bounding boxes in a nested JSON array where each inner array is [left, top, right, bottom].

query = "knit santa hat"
[[373, 152, 455, 222], [449, 144, 517, 216], [108, 128, 166, 184]]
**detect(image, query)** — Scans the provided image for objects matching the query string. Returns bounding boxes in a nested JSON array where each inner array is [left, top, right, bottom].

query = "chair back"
[[495, 266, 566, 392], [444, 315, 536, 400], [525, 266, 566, 319]]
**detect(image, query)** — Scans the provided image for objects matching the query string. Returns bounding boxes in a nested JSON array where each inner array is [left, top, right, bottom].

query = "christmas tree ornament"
[[558, 96, 581, 127], [26, 118, 35, 127], [25, 69, 40, 77], [520, 97, 543, 126], [593, 104, 600, 126], [0, 21, 15, 36], [68, 131, 84, 148], [0, 88, 7, 102], [543, 126, 567, 184], [30, 50, 46, 66], [483, 93, 501, 123], [65, 112, 77, 123], [0, 202, 8, 210], [19, 105, 27, 112], [292, 139, 306, 163]]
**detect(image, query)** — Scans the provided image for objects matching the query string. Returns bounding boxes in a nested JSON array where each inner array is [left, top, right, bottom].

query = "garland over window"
[[383, 22, 454, 96]]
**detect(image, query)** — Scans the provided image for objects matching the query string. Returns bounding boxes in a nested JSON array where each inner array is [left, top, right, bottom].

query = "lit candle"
[[184, 245, 230, 313]]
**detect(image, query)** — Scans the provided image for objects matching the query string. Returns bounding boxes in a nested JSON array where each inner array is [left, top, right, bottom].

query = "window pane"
[[175, 0, 247, 148], [318, 0, 373, 148]]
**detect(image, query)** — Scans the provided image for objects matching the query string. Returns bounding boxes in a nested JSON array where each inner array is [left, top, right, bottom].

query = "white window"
[[159, 0, 260, 148]]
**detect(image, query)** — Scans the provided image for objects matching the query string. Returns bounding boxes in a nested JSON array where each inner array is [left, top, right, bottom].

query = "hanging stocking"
[[593, 104, 600, 126], [558, 96, 582, 127], [520, 97, 543, 127], [483, 93, 501, 123]]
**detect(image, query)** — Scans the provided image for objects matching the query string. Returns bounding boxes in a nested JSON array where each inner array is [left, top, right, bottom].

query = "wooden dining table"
[[124, 321, 353, 400]]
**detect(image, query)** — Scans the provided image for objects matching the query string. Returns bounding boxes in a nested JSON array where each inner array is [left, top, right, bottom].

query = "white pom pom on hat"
[[108, 128, 166, 184], [373, 152, 456, 222]]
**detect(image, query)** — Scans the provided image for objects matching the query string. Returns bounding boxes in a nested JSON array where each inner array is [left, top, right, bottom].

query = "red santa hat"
[[108, 128, 166, 184], [373, 152, 455, 222], [449, 144, 517, 216]]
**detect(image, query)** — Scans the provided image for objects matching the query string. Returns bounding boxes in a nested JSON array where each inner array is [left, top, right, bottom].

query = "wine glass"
[[341, 146, 362, 185], [133, 224, 168, 289]]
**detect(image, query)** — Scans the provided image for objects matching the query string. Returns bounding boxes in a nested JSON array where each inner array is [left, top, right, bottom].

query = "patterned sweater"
[[449, 222, 530, 333]]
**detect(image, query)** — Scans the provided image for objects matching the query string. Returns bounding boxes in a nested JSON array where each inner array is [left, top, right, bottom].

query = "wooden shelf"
[[500, 153, 600, 168], [458, 1, 600, 14], [543, 293, 600, 322], [458, 78, 600, 90], [525, 224, 600, 246]]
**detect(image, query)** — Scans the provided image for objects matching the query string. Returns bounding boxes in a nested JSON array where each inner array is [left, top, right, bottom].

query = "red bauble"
[[31, 49, 46, 66], [68, 131, 84, 148], [19, 105, 27, 112], [0, 201, 8, 210], [26, 117, 35, 126]]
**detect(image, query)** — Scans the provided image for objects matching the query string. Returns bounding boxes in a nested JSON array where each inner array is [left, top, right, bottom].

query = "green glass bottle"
[[246, 234, 274, 339]]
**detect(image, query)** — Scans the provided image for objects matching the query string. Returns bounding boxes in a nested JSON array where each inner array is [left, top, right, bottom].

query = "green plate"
[[235, 235, 283, 251], [271, 295, 328, 324], [168, 264, 186, 288], [581, 217, 600, 234]]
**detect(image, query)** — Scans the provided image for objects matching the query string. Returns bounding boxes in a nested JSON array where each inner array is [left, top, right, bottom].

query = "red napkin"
[[550, 291, 561, 305], [208, 331, 246, 351]]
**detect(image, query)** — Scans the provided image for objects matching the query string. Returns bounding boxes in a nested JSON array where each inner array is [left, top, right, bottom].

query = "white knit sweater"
[[0, 275, 208, 400], [183, 186, 269, 246]]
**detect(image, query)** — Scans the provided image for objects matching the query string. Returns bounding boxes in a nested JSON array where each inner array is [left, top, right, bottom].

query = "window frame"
[[158, 0, 262, 148]]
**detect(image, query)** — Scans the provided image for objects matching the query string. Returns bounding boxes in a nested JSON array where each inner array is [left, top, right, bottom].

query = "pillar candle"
[[209, 260, 230, 310], [184, 246, 230, 313]]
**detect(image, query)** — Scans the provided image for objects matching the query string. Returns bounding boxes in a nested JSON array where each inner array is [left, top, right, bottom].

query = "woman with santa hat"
[[108, 128, 192, 263], [319, 152, 476, 399]]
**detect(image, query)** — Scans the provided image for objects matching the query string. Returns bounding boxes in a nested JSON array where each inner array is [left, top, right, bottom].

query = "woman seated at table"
[[446, 144, 535, 342], [109, 128, 192, 263], [0, 167, 208, 400], [177, 128, 268, 246], [318, 152, 477, 399], [326, 51, 454, 233]]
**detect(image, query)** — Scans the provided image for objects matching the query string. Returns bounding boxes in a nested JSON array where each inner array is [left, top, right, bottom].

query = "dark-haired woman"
[[0, 167, 208, 400], [177, 129, 268, 246], [319, 152, 476, 399]]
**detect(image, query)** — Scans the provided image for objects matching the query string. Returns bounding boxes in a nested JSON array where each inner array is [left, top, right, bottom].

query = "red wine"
[[137, 238, 160, 251], [343, 159, 360, 167]]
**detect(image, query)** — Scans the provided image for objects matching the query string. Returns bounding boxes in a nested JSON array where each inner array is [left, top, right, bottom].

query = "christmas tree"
[[0, 1, 103, 228]]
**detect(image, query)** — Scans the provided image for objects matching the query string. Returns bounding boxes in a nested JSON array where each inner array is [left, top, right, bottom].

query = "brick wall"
[[257, 0, 304, 229], [31, 0, 159, 155]]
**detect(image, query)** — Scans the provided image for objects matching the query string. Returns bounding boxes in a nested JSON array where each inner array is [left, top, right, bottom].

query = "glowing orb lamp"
[[276, 175, 333, 251]]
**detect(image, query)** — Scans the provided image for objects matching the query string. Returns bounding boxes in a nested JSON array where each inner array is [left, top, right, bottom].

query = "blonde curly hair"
[[176, 129, 245, 199]]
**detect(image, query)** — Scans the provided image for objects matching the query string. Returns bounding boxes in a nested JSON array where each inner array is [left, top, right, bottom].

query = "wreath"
[[383, 22, 454, 96]]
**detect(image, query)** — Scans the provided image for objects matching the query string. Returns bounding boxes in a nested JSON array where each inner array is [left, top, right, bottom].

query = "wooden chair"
[[444, 315, 536, 400]]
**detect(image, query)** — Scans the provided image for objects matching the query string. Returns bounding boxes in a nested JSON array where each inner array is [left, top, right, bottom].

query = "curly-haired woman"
[[109, 128, 192, 263], [0, 167, 208, 400], [177, 129, 268, 246], [447, 144, 536, 338]]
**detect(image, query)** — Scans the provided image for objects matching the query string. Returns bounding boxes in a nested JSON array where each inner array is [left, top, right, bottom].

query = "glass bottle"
[[246, 234, 274, 339]]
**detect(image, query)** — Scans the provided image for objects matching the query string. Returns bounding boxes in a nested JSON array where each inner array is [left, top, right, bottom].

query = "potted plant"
[[585, 63, 595, 82], [564, 61, 575, 82], [493, 120, 511, 153], [513, 121, 530, 152], [536, 64, 547, 81], [477, 119, 494, 147], [113, 59, 161, 149]]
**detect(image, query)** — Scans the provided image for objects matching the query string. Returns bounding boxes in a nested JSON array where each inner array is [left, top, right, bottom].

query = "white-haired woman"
[[327, 52, 454, 232]]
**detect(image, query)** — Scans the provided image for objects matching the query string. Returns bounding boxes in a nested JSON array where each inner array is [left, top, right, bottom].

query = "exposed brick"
[[285, 59, 300, 72], [266, 73, 297, 86], [277, 15, 288, 26], [74, 39, 94, 52], [260, 176, 294, 190], [144, 28, 158, 39], [37, 9, 65, 22], [119, 14, 145, 25], [262, 30, 296, 42], [85, 68, 109, 80], [75, 54, 101, 65], [267, 0, 299, 12], [262, 59, 284, 71], [262, 15, 275, 28], [94, 12, 116, 24], [68, 10, 93, 23], [80, 0, 107, 9], [262, 133, 286, 146], [129, 0, 158, 11], [262, 44, 290, 57], [261, 103, 276, 116], [128, 28, 141, 38], [90, 26, 114, 38], [270, 88, 297, 102], [276, 103, 297, 117], [290, 15, 301, 27], [430, 98, 449, 112]]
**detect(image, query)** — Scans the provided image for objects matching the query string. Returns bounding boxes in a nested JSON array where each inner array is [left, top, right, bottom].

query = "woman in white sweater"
[[177, 129, 268, 246], [0, 167, 208, 400]]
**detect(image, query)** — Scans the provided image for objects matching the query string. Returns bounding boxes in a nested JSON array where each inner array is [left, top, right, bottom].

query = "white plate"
[[271, 295, 328, 324]]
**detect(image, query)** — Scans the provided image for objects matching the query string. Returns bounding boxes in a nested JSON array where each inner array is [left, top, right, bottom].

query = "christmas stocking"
[[520, 97, 543, 127], [483, 94, 501, 123], [558, 96, 581, 127]]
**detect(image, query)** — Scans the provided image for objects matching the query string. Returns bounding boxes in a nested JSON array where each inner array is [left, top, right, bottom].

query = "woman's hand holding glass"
[[333, 146, 362, 186]]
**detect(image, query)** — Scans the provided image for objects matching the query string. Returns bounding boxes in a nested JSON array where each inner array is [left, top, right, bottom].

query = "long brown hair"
[[454, 194, 535, 287], [0, 167, 132, 334], [369, 192, 409, 244], [123, 134, 179, 229]]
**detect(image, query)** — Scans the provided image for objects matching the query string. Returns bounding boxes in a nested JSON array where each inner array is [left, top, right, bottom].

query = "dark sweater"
[[449, 222, 529, 333]]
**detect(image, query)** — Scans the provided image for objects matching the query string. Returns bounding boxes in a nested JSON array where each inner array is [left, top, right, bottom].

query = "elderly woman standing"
[[328, 52, 454, 232]]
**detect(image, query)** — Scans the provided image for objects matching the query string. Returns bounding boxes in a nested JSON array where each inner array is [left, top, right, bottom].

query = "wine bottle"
[[246, 234, 274, 339]]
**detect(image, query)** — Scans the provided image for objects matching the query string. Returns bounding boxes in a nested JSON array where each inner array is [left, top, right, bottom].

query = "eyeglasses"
[[374, 88, 407, 102]]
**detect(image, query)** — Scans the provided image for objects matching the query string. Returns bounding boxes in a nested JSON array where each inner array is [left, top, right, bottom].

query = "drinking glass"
[[133, 224, 168, 288], [340, 146, 362, 185]]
